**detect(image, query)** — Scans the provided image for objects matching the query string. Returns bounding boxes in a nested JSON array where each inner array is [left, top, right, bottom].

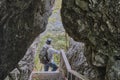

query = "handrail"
[[60, 50, 89, 80], [29, 50, 89, 80], [61, 50, 71, 70]]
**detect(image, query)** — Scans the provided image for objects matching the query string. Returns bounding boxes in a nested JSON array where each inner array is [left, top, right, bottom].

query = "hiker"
[[39, 38, 60, 71]]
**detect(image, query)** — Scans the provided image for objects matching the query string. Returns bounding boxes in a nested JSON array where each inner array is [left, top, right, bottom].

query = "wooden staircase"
[[29, 50, 89, 80]]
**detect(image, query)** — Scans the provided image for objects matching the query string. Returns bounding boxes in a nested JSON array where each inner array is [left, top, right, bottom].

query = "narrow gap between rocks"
[[33, 0, 69, 72]]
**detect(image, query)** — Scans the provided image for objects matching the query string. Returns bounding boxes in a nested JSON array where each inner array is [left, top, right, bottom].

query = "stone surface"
[[1, 0, 120, 80], [61, 0, 120, 80], [0, 0, 54, 79], [66, 39, 104, 80], [5, 36, 40, 80]]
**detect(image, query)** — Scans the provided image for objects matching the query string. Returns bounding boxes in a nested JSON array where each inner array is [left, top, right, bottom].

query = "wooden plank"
[[68, 70, 89, 80], [31, 71, 60, 80], [32, 71, 59, 74], [60, 50, 71, 70]]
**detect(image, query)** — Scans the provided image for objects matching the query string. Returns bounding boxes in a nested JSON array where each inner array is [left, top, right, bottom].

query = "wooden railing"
[[60, 50, 89, 80], [29, 50, 89, 80]]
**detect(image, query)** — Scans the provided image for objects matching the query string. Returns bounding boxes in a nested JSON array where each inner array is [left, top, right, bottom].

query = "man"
[[42, 38, 60, 71]]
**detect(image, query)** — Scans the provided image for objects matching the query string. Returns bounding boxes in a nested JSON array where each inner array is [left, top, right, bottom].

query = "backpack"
[[39, 46, 50, 64]]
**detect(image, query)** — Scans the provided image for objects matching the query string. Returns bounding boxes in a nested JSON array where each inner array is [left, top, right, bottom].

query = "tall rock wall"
[[5, 36, 40, 80], [67, 39, 106, 80], [61, 0, 120, 80], [0, 0, 54, 79]]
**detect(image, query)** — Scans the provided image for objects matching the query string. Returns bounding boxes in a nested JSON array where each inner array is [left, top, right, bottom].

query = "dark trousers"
[[44, 62, 58, 71]]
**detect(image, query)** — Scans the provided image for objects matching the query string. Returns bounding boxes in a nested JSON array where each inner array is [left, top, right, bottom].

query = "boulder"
[[0, 0, 54, 79]]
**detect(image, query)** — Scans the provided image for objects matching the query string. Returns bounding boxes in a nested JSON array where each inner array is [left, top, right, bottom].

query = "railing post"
[[60, 51, 63, 70], [29, 73, 32, 80], [60, 50, 71, 70], [67, 71, 69, 79], [60, 50, 89, 80], [70, 73, 72, 80]]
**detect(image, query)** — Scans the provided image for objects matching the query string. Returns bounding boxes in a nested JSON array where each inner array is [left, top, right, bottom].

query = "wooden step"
[[29, 71, 61, 80]]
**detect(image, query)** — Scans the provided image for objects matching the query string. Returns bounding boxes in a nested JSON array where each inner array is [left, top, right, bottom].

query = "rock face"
[[67, 39, 105, 80], [0, 0, 54, 79], [61, 0, 120, 80], [5, 36, 40, 80]]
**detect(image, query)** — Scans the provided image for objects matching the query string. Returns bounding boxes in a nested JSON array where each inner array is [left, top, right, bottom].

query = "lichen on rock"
[[61, 0, 120, 80]]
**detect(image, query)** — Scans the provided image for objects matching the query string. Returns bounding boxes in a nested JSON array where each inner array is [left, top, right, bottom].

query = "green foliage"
[[53, 0, 62, 12]]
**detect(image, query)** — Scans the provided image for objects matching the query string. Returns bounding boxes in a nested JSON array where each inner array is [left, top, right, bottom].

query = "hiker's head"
[[46, 38, 52, 45]]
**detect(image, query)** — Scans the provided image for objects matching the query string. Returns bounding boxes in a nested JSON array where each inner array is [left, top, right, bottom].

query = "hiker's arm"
[[51, 48, 60, 54]]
